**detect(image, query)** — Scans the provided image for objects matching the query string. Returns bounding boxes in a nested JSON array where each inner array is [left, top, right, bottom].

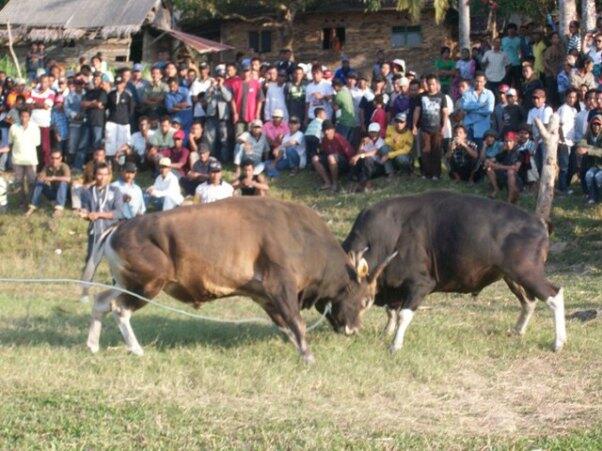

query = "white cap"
[[368, 122, 381, 133], [159, 157, 172, 167], [272, 108, 284, 118], [392, 59, 406, 70], [398, 76, 409, 87], [506, 88, 517, 97]]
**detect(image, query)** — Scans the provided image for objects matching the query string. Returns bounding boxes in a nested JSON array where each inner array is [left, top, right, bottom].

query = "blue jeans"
[[557, 144, 571, 192], [30, 181, 68, 208], [87, 124, 104, 152], [585, 167, 602, 202], [275, 148, 301, 171], [69, 124, 89, 170], [144, 193, 164, 211]]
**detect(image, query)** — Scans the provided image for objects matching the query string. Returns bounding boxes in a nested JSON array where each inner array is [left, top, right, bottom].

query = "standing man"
[[6, 109, 40, 209], [305, 66, 333, 125], [285, 65, 307, 126], [481, 38, 509, 94], [230, 61, 264, 137], [105, 75, 134, 162], [332, 77, 357, 144], [412, 74, 449, 180], [81, 72, 108, 152], [556, 87, 578, 193], [28, 74, 55, 166], [501, 24, 522, 87], [203, 67, 232, 162], [65, 79, 88, 170], [165, 77, 193, 133], [142, 66, 168, 118]]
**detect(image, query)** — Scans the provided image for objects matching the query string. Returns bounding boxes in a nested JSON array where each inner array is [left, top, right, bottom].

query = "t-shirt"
[[495, 148, 521, 167], [556, 104, 577, 146], [482, 50, 509, 82], [527, 105, 553, 142], [9, 122, 40, 165], [29, 88, 55, 128], [501, 104, 524, 135], [306, 80, 333, 119], [434, 58, 455, 89], [501, 36, 521, 66], [195, 181, 234, 204], [419, 93, 448, 133], [44, 162, 71, 185], [84, 88, 108, 127], [334, 87, 356, 127]]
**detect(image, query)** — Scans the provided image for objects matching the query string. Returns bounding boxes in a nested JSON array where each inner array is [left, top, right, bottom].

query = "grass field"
[[0, 171, 600, 449]]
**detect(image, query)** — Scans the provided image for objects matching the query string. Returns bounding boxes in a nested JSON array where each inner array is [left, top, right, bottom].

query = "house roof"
[[0, 0, 163, 40], [166, 29, 234, 54]]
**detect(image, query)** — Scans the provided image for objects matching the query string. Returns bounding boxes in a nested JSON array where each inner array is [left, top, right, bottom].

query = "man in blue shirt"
[[165, 77, 193, 133], [111, 162, 145, 219], [460, 73, 495, 148], [502, 23, 522, 88]]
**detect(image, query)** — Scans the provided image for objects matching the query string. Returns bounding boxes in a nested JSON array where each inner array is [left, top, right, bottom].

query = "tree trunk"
[[280, 7, 295, 50], [559, 0, 578, 39], [581, 0, 597, 33], [458, 0, 470, 50], [534, 115, 560, 222]]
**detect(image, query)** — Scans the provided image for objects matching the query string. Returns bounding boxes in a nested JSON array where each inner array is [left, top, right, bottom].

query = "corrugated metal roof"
[[0, 0, 160, 28], [167, 29, 234, 54]]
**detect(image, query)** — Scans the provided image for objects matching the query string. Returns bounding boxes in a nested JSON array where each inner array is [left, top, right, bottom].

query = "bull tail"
[[80, 226, 118, 301]]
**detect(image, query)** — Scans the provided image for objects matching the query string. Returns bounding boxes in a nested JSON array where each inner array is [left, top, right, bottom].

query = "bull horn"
[[368, 251, 398, 284], [348, 246, 369, 269]]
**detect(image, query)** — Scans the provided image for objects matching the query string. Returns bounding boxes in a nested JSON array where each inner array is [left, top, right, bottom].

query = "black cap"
[[123, 162, 137, 173], [199, 62, 209, 69], [373, 74, 384, 83], [209, 161, 222, 172], [289, 115, 300, 123], [347, 71, 358, 79], [322, 120, 335, 131], [114, 75, 125, 84]]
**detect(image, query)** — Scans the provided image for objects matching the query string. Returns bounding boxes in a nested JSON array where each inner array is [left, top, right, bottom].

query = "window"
[[115, 55, 127, 62], [248, 30, 272, 53], [322, 27, 345, 50], [391, 26, 422, 48]]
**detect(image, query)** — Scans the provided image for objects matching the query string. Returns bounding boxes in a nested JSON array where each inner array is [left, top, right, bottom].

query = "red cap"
[[173, 130, 185, 141], [505, 131, 518, 141]]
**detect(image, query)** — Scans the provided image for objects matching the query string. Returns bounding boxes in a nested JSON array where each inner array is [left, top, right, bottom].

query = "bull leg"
[[504, 277, 536, 336], [383, 307, 398, 337], [546, 288, 566, 352], [390, 280, 434, 353], [262, 303, 296, 343], [390, 309, 415, 352], [86, 288, 119, 353]]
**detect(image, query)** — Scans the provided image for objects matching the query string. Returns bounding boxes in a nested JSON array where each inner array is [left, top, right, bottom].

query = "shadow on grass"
[[0, 310, 284, 350]]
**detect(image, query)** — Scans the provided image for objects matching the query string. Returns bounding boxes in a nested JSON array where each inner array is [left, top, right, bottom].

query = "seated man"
[[349, 122, 387, 192], [162, 129, 190, 177], [71, 147, 113, 210], [447, 124, 480, 182], [311, 120, 355, 192], [145, 157, 183, 211], [180, 144, 217, 196], [148, 115, 174, 152], [232, 160, 270, 196], [383, 112, 414, 175], [25, 149, 71, 218], [195, 161, 234, 204], [575, 139, 602, 204], [111, 162, 145, 218], [482, 129, 503, 162], [485, 131, 522, 203], [515, 124, 538, 186], [273, 115, 305, 174], [233, 119, 269, 177], [263, 108, 289, 151]]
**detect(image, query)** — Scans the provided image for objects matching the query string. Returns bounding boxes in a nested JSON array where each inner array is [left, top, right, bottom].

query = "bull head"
[[348, 247, 398, 285]]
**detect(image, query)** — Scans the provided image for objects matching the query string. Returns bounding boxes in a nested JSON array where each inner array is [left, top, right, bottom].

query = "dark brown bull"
[[84, 197, 395, 362]]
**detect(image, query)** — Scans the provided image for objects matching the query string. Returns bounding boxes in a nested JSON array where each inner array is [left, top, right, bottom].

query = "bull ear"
[[368, 251, 398, 284], [356, 257, 369, 281]]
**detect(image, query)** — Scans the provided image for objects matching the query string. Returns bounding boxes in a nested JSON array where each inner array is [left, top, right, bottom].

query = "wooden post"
[[6, 22, 22, 80], [534, 115, 560, 222]]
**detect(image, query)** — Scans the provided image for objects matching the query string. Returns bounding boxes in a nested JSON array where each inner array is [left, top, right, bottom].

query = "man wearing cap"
[[389, 76, 411, 120], [350, 122, 387, 192], [526, 88, 553, 174], [105, 75, 134, 160], [165, 77, 193, 133], [111, 162, 145, 218], [263, 109, 290, 152], [230, 61, 264, 137], [162, 129, 190, 177], [485, 131, 522, 203], [273, 115, 305, 173], [203, 68, 232, 162], [51, 94, 69, 154], [146, 157, 183, 211], [28, 74, 55, 166], [482, 129, 502, 161], [460, 72, 494, 149], [576, 139, 602, 204], [131, 64, 149, 103], [383, 112, 414, 175], [500, 88, 524, 136], [264, 70, 289, 122], [311, 120, 354, 192], [180, 144, 217, 196], [334, 55, 352, 85], [81, 72, 108, 152], [305, 66, 333, 125], [195, 160, 233, 204], [332, 78, 356, 143], [491, 84, 510, 135], [234, 119, 269, 177]]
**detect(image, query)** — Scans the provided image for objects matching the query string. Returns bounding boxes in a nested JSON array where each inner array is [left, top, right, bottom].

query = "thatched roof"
[[0, 0, 167, 41]]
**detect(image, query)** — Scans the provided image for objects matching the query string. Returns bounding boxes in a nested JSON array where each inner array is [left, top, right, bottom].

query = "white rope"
[[0, 277, 332, 332]]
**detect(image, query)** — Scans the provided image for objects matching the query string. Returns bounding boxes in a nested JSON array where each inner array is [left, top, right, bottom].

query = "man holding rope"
[[78, 162, 123, 302]]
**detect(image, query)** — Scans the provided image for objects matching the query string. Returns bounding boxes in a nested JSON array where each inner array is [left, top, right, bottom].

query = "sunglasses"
[[532, 96, 543, 100]]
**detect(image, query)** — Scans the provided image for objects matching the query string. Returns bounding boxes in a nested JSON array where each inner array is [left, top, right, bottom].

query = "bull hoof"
[[80, 295, 90, 304], [388, 344, 401, 354], [553, 340, 566, 352], [128, 346, 144, 356], [302, 352, 315, 365], [87, 342, 99, 354], [507, 328, 524, 337]]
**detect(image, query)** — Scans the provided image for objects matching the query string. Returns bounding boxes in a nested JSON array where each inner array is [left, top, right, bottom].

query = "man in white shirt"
[[111, 163, 146, 218], [264, 70, 289, 121], [481, 38, 509, 93], [574, 89, 597, 142], [556, 88, 578, 193], [195, 161, 233, 204], [145, 157, 183, 211], [305, 66, 333, 124], [527, 89, 554, 175]]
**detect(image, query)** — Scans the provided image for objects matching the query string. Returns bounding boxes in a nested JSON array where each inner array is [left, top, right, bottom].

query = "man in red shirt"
[[162, 129, 190, 177], [228, 61, 264, 138], [311, 120, 354, 192]]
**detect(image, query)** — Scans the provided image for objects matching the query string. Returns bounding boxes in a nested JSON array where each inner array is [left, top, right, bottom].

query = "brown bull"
[[84, 197, 395, 362]]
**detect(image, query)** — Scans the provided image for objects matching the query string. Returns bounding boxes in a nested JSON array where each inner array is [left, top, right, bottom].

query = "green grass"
[[0, 172, 600, 448]]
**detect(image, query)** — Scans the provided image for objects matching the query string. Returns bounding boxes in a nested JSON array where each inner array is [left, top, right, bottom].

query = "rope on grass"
[[0, 277, 331, 332]]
